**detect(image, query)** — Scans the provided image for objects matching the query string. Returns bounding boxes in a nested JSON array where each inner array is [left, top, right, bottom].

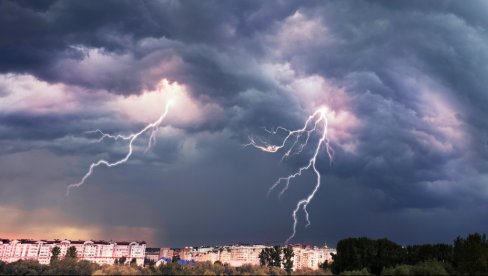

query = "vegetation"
[[0, 258, 99, 275], [259, 247, 273, 267], [66, 246, 78, 259], [259, 246, 285, 268], [283, 246, 294, 274], [331, 233, 488, 275], [1, 233, 488, 275], [118, 256, 127, 265], [50, 246, 61, 264], [453, 233, 488, 275], [0, 259, 326, 275]]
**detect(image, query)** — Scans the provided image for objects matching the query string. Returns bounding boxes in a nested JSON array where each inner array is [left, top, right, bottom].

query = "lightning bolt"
[[66, 101, 172, 195], [246, 108, 333, 244]]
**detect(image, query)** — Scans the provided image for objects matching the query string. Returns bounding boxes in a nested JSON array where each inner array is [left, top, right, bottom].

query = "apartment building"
[[177, 244, 334, 270], [0, 239, 146, 266]]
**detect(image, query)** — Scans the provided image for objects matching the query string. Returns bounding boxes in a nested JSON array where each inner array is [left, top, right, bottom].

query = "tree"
[[282, 246, 294, 274], [453, 233, 488, 274], [341, 268, 372, 275], [259, 248, 268, 266], [372, 239, 405, 274], [171, 255, 180, 263], [332, 237, 377, 274], [148, 259, 156, 271], [66, 246, 78, 259], [1, 260, 47, 275], [50, 246, 61, 264], [319, 260, 330, 272], [259, 247, 273, 267], [406, 243, 453, 265], [47, 258, 100, 275], [118, 256, 127, 265], [130, 257, 137, 266], [332, 237, 405, 275], [270, 246, 282, 267], [410, 260, 448, 275]]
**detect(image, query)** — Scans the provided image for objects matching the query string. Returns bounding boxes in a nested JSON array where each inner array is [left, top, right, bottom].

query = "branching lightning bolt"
[[66, 101, 172, 195], [246, 108, 333, 244]]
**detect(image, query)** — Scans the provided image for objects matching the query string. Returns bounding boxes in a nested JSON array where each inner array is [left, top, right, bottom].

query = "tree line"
[[258, 245, 295, 274], [330, 232, 488, 275]]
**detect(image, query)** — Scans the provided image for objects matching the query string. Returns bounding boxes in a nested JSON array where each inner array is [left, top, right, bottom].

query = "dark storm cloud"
[[258, 1, 488, 217], [1, 0, 488, 246], [0, 0, 294, 93]]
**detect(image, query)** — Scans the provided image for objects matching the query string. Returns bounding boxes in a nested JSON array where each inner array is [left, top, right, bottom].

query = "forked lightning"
[[66, 101, 172, 195], [247, 108, 333, 243]]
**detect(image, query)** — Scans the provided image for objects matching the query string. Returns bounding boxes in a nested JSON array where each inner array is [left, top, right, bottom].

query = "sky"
[[1, 0, 488, 248]]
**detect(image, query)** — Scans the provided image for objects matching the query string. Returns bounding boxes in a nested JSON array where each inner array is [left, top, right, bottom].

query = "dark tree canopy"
[[453, 233, 488, 275], [66, 246, 77, 259], [50, 246, 61, 264], [282, 246, 294, 274], [118, 256, 127, 265]]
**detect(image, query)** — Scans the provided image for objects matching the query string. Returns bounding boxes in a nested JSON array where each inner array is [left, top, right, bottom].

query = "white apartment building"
[[145, 248, 161, 263], [0, 239, 146, 266], [179, 245, 267, 267], [177, 244, 335, 271], [291, 245, 336, 270]]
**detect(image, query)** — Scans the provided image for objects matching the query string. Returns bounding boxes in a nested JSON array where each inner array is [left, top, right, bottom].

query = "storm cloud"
[[1, 0, 488, 247]]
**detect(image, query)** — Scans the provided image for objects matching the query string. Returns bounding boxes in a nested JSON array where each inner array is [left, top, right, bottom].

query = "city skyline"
[[1, 0, 488, 248], [0, 237, 335, 271]]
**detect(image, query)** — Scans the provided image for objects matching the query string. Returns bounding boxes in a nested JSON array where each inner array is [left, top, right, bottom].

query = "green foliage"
[[292, 267, 330, 275], [267, 266, 287, 275], [236, 263, 267, 275], [118, 256, 127, 265], [0, 259, 100, 275], [46, 258, 100, 275], [171, 255, 180, 263], [341, 268, 372, 275], [3, 233, 488, 275], [410, 260, 448, 275], [93, 264, 145, 275], [130, 257, 137, 266], [332, 237, 375, 274], [283, 246, 294, 274], [319, 260, 330, 272], [146, 259, 156, 270], [381, 264, 411, 275], [381, 260, 448, 276], [259, 246, 283, 268], [332, 237, 404, 275], [453, 233, 488, 275], [66, 246, 78, 259], [50, 246, 61, 264], [158, 262, 184, 275], [405, 244, 453, 265], [271, 246, 282, 268], [372, 239, 405, 274], [0, 259, 47, 275], [259, 247, 273, 267], [332, 238, 454, 275]]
